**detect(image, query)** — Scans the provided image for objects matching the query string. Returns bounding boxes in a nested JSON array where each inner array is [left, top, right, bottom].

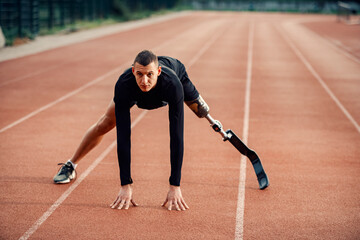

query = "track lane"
[[244, 18, 360, 239], [0, 12, 250, 239], [302, 19, 360, 61], [1, 12, 359, 240], [24, 13, 250, 239], [281, 19, 360, 126], [0, 13, 228, 239]]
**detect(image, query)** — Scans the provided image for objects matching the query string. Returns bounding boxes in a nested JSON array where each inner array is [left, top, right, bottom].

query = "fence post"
[[32, 0, 39, 37], [48, 0, 53, 30], [70, 0, 75, 24], [17, 0, 22, 38], [30, 0, 33, 37], [60, 0, 65, 27], [80, 0, 85, 21], [90, 0, 94, 21]]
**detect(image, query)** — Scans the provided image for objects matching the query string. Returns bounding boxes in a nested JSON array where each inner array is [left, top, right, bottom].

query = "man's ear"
[[132, 66, 135, 75], [158, 66, 162, 76]]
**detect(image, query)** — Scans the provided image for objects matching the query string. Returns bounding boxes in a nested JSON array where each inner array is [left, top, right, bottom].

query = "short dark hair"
[[133, 50, 158, 66]]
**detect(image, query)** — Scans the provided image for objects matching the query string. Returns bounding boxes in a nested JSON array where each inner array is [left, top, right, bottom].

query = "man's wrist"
[[121, 183, 132, 188], [121, 177, 133, 186]]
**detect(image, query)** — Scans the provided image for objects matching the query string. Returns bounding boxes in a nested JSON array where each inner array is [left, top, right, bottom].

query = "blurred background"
[[0, 0, 359, 46]]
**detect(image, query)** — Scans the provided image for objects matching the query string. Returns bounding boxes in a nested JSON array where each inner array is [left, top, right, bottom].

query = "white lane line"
[[0, 65, 61, 88], [321, 35, 360, 65], [235, 22, 254, 240], [0, 66, 124, 133], [187, 22, 226, 68], [282, 21, 360, 65], [278, 26, 360, 134], [18, 110, 148, 240]]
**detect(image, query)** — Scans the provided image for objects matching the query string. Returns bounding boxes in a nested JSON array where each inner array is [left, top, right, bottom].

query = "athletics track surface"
[[0, 11, 359, 240]]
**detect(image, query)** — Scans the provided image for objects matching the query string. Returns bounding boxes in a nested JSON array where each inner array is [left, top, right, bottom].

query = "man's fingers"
[[111, 196, 121, 209], [163, 198, 189, 211], [112, 198, 137, 210], [131, 199, 138, 207], [168, 200, 173, 211], [178, 200, 186, 211], [110, 197, 119, 207], [110, 196, 119, 208], [181, 198, 189, 209], [124, 201, 130, 210], [174, 201, 180, 211], [117, 199, 126, 209]]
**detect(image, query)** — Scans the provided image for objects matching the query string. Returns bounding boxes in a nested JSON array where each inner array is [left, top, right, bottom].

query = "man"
[[54, 50, 206, 211], [54, 50, 268, 211]]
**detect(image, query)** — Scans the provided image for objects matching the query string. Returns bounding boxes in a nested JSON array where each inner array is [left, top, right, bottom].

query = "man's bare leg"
[[54, 100, 116, 183], [69, 100, 116, 164]]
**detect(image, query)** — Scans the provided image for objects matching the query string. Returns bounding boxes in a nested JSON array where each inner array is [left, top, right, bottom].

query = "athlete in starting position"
[[53, 50, 269, 211]]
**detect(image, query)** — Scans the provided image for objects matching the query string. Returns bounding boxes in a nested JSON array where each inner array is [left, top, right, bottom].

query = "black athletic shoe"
[[251, 158, 269, 190], [53, 162, 76, 184]]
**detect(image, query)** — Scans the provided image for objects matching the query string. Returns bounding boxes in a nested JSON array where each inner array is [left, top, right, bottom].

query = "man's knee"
[[185, 95, 210, 118]]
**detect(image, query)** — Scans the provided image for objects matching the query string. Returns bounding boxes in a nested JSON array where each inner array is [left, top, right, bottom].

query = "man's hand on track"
[[110, 184, 138, 210], [162, 185, 189, 211]]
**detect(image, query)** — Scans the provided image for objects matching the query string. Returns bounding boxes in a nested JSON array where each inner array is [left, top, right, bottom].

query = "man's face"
[[132, 61, 161, 92]]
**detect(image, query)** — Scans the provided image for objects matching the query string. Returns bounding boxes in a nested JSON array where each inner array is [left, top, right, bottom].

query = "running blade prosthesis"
[[205, 114, 269, 190]]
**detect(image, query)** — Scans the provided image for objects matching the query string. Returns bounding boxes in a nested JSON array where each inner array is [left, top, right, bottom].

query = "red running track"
[[0, 12, 359, 239]]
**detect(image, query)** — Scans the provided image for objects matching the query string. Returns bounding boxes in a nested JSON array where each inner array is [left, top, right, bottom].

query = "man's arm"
[[161, 80, 189, 211], [113, 80, 134, 186], [115, 104, 133, 185], [168, 84, 184, 186], [111, 80, 138, 210]]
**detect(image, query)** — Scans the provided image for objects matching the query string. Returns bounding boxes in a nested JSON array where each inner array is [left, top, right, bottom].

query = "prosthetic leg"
[[186, 96, 269, 190]]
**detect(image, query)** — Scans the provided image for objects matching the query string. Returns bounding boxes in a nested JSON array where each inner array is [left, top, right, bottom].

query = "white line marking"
[[187, 25, 225, 68], [320, 35, 360, 65], [278, 26, 360, 134], [235, 22, 254, 240], [0, 65, 62, 88], [282, 21, 360, 65], [0, 66, 123, 133], [18, 110, 148, 240]]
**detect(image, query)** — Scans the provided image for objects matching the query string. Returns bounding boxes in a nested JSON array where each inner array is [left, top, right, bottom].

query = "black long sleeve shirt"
[[113, 56, 199, 186]]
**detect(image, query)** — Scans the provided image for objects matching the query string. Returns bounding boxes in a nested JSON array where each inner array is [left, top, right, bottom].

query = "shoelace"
[[57, 162, 74, 175]]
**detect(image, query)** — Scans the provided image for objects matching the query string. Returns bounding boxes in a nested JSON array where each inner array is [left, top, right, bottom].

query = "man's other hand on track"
[[110, 184, 138, 210], [162, 185, 189, 211]]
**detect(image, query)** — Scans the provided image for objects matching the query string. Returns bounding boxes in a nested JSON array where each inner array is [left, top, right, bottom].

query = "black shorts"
[[158, 56, 199, 102]]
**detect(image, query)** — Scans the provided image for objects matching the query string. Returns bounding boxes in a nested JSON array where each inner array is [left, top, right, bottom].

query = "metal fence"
[[0, 0, 111, 44], [189, 0, 340, 13]]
